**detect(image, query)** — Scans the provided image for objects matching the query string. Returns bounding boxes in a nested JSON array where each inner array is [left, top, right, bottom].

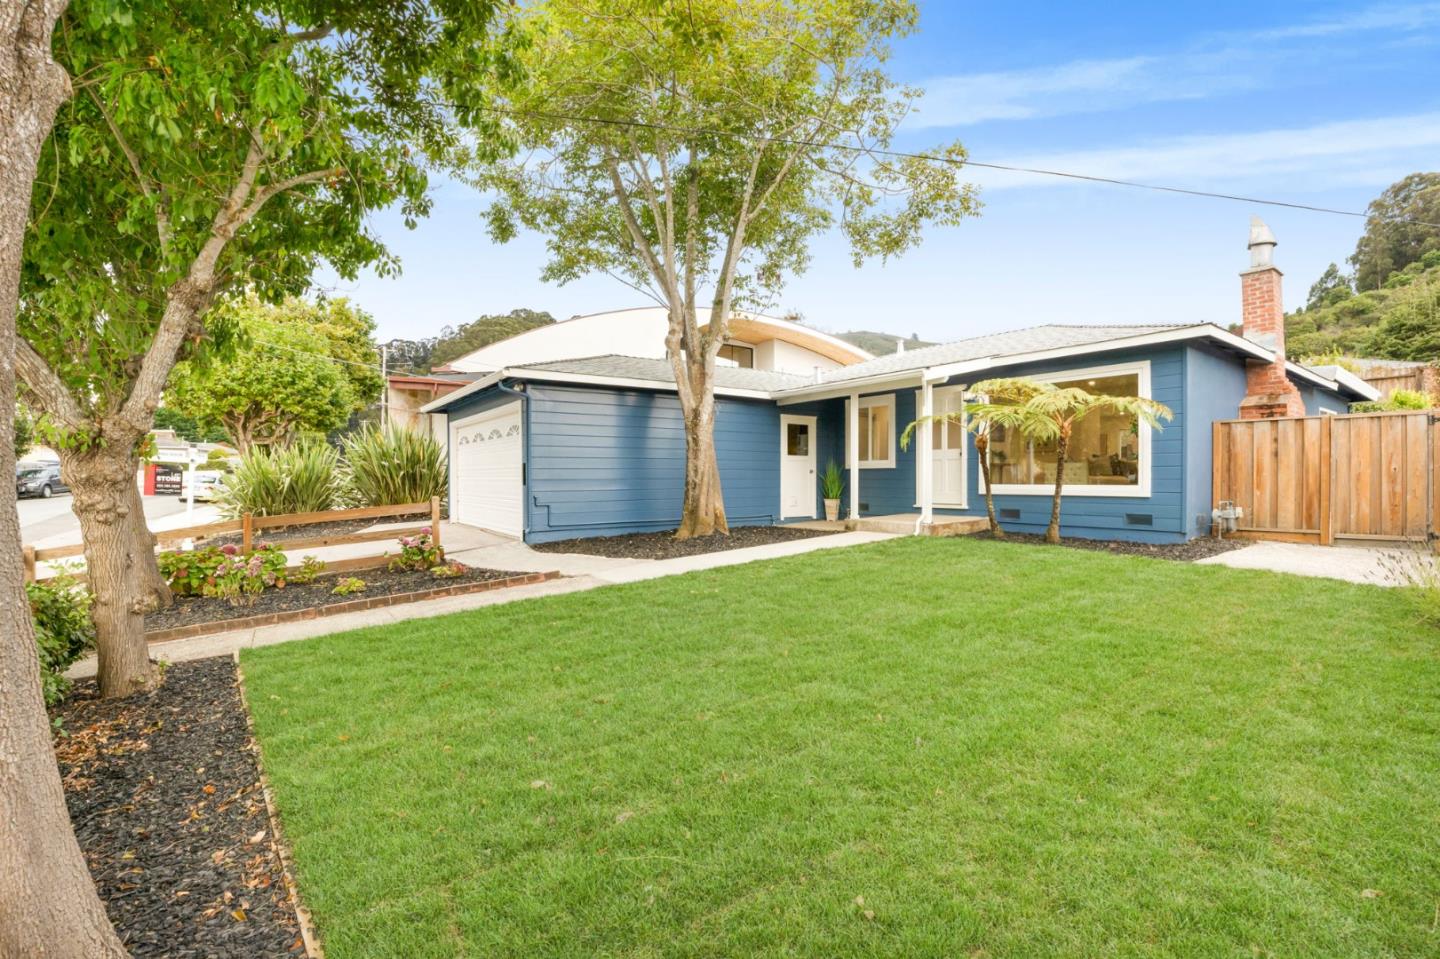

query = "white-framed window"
[[844, 394, 896, 469], [716, 342, 755, 368], [984, 360, 1154, 498]]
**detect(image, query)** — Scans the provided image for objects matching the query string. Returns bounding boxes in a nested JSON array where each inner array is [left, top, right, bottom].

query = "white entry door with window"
[[779, 414, 817, 519], [450, 402, 524, 537], [916, 386, 968, 508]]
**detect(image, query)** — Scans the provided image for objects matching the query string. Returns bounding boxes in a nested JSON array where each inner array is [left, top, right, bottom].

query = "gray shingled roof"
[[510, 355, 813, 392], [808, 324, 1198, 385]]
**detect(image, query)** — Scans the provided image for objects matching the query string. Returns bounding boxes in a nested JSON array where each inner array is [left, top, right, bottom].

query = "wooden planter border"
[[144, 570, 560, 644]]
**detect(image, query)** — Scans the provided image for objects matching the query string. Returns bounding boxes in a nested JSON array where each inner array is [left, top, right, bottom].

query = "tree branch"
[[15, 339, 88, 432], [84, 86, 171, 253]]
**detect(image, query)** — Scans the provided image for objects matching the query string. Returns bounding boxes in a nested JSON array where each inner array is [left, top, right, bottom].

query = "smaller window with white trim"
[[847, 395, 896, 468], [717, 343, 754, 368]]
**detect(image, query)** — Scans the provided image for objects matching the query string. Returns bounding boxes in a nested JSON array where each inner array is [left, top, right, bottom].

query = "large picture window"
[[845, 394, 895, 469], [985, 361, 1152, 497]]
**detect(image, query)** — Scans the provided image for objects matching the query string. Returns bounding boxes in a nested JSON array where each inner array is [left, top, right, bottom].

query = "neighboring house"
[[423, 220, 1378, 544], [385, 307, 870, 442]]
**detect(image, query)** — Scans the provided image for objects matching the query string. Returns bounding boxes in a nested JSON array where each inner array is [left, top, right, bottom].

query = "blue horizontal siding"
[[524, 384, 780, 543]]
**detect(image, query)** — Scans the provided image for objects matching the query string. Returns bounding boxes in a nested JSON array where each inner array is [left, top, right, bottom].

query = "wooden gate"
[[1212, 410, 1437, 545]]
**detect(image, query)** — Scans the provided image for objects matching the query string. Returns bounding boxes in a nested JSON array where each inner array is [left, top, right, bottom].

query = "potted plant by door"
[[821, 460, 845, 522]]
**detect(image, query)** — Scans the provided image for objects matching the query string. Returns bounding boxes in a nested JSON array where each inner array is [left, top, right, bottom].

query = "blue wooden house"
[[422, 220, 1377, 545]]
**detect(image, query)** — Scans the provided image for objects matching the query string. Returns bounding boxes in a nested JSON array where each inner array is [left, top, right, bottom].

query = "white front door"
[[450, 402, 524, 537], [779, 414, 817, 519], [917, 386, 968, 508]]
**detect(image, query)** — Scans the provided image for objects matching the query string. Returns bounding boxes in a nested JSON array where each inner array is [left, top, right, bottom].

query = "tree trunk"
[[975, 432, 1003, 538], [64, 451, 156, 698], [675, 400, 727, 539], [1044, 430, 1069, 544], [0, 2, 130, 954], [121, 475, 172, 610]]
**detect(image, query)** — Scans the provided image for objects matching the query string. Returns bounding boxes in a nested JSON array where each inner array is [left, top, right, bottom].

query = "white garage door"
[[450, 403, 523, 537]]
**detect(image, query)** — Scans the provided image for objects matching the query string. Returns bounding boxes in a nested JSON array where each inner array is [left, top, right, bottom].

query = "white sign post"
[[184, 444, 198, 524]]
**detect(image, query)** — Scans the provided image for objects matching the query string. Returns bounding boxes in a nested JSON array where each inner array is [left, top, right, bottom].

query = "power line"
[[483, 106, 1440, 231]]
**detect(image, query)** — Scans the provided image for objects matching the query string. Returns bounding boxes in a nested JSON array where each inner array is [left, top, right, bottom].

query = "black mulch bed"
[[971, 529, 1249, 562], [145, 563, 525, 632], [532, 524, 837, 560], [207, 513, 429, 548], [56, 657, 304, 958]]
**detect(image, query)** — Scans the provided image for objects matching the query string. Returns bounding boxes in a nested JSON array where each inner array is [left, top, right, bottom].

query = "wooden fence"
[[22, 498, 441, 584], [1212, 410, 1437, 545]]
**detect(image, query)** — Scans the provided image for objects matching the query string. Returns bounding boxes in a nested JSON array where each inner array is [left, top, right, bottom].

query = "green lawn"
[[242, 537, 1440, 958]]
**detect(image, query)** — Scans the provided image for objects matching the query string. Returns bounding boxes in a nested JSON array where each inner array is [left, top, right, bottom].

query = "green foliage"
[[203, 448, 235, 469], [331, 577, 367, 596], [153, 407, 228, 444], [217, 441, 342, 517], [341, 425, 448, 506], [20, 0, 511, 449], [389, 529, 443, 572], [159, 542, 289, 605], [1306, 263, 1354, 310], [478, 0, 979, 321], [425, 309, 555, 370], [430, 561, 467, 579], [836, 330, 933, 356], [291, 556, 327, 585], [820, 460, 845, 500], [1349, 388, 1431, 413], [167, 296, 360, 452], [14, 403, 35, 461], [1287, 250, 1440, 359], [1350, 173, 1440, 291], [27, 574, 96, 708]]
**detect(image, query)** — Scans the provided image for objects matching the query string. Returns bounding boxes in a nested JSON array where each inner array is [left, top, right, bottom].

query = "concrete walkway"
[[1195, 540, 1427, 587], [68, 527, 895, 676]]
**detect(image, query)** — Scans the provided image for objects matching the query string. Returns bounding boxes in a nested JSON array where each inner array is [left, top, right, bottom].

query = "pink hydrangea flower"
[[220, 543, 239, 556]]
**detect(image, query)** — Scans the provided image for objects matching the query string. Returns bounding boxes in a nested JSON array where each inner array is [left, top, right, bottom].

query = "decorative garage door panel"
[[451, 403, 523, 537]]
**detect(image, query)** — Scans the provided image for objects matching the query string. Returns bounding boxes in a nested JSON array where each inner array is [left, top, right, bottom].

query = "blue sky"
[[317, 1, 1440, 344]]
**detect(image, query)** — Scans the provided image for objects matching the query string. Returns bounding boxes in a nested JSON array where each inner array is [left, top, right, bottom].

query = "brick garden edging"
[[145, 571, 562, 644]]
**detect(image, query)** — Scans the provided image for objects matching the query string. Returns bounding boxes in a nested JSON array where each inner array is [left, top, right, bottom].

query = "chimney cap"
[[1247, 215, 1277, 268]]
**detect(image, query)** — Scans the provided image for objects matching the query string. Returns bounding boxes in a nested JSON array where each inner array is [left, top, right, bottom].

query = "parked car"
[[16, 464, 68, 499], [181, 469, 227, 503]]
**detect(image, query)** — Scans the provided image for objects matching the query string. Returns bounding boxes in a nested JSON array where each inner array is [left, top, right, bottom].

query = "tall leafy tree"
[[479, 0, 979, 538], [1, 3, 129, 954], [1305, 262, 1353, 310], [18, 0, 508, 697], [166, 299, 358, 452], [1350, 172, 1440, 291]]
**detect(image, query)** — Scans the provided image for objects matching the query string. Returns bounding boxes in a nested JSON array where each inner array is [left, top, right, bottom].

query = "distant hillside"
[[386, 309, 555, 373], [837, 329, 935, 356], [1286, 250, 1440, 361]]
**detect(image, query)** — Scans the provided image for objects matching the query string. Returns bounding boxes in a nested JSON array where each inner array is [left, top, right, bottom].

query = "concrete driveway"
[[1195, 540, 1431, 587]]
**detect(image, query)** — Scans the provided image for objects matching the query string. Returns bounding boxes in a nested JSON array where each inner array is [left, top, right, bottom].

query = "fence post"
[[22, 546, 35, 584], [242, 512, 254, 554], [430, 496, 442, 553], [1319, 414, 1334, 546]]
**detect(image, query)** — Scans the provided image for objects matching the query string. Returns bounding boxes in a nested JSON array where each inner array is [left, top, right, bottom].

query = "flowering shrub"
[[158, 542, 289, 606], [389, 528, 443, 572]]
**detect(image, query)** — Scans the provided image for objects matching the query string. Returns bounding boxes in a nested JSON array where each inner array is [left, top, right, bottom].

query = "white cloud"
[[972, 113, 1440, 192], [909, 2, 1440, 129]]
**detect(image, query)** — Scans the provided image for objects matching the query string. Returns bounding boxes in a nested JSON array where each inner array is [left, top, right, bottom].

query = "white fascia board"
[[507, 368, 777, 399], [774, 370, 924, 404], [1285, 362, 1336, 391], [419, 371, 505, 413], [776, 324, 1274, 403], [1330, 367, 1381, 401]]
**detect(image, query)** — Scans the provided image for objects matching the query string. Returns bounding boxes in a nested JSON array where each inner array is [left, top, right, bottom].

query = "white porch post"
[[919, 378, 934, 527], [847, 392, 860, 520]]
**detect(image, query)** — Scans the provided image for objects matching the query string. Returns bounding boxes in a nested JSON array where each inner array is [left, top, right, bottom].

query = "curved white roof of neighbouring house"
[[440, 306, 871, 374]]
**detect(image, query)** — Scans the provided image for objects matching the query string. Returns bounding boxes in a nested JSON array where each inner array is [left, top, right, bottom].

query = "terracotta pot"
[[823, 498, 840, 522]]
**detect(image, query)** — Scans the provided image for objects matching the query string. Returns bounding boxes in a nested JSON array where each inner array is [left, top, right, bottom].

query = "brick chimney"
[[1238, 216, 1304, 419]]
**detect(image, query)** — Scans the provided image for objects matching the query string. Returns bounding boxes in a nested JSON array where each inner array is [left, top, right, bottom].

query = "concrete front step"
[[844, 514, 988, 537]]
